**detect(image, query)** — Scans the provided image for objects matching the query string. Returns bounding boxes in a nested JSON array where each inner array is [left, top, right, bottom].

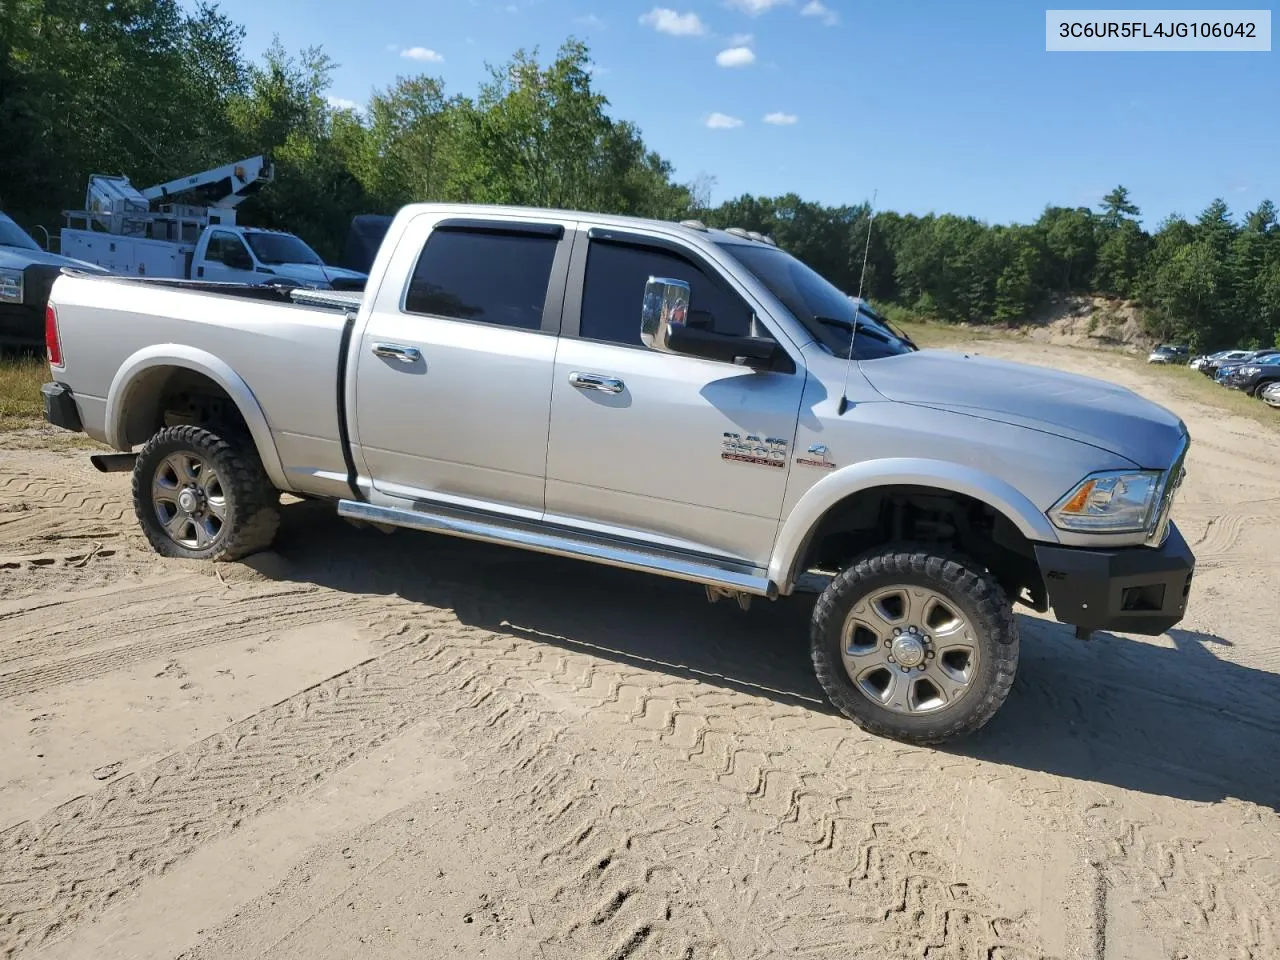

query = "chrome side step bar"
[[336, 499, 778, 598]]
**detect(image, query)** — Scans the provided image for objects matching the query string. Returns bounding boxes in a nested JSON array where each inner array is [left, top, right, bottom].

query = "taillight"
[[45, 303, 63, 367]]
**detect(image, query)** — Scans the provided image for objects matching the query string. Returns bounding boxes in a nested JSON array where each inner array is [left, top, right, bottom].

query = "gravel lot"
[[2, 340, 1277, 960]]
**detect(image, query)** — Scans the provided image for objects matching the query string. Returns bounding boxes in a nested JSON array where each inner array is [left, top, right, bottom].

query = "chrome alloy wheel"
[[840, 584, 981, 715], [151, 452, 227, 550]]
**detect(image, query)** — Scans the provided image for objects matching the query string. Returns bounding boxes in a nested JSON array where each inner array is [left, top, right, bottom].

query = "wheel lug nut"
[[887, 656, 895, 664], [893, 628, 901, 636], [883, 639, 892, 648], [926, 651, 935, 659], [900, 666, 910, 673]]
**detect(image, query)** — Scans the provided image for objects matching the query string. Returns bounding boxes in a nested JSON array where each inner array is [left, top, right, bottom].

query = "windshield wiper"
[[813, 315, 916, 351]]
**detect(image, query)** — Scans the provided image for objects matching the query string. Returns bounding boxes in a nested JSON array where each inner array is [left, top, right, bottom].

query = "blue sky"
[[208, 0, 1277, 228]]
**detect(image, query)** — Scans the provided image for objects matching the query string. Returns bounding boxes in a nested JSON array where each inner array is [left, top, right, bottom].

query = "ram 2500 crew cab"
[[40, 203, 1195, 744]]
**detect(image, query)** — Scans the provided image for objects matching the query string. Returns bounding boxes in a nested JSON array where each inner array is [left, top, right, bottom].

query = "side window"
[[207, 232, 248, 265], [580, 241, 758, 347], [405, 228, 559, 331], [205, 233, 225, 263]]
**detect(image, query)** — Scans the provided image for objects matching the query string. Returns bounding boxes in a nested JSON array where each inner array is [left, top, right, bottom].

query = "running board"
[[336, 499, 777, 598]]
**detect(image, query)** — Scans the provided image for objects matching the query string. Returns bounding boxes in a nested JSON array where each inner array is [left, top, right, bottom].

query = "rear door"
[[350, 212, 575, 515]]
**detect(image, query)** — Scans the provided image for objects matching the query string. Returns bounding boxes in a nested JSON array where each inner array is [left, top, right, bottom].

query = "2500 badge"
[[721, 432, 788, 468]]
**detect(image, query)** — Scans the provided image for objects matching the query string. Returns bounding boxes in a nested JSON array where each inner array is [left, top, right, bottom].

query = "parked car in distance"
[[0, 211, 108, 348], [1260, 381, 1280, 409], [1147, 344, 1190, 364], [1214, 351, 1275, 384], [1200, 349, 1256, 378], [1220, 354, 1280, 395], [40, 202, 1196, 747]]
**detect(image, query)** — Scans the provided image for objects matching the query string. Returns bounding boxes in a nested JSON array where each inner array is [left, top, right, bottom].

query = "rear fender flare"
[[769, 458, 1059, 592], [105, 344, 290, 492]]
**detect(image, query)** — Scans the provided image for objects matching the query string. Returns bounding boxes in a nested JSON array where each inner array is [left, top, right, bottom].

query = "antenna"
[[836, 189, 877, 415]]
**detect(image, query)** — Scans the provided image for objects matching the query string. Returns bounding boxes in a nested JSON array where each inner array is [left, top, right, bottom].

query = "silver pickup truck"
[[41, 203, 1194, 744]]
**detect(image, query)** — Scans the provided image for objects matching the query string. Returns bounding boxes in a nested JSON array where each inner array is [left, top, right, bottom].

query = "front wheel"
[[810, 544, 1018, 745], [132, 425, 280, 561]]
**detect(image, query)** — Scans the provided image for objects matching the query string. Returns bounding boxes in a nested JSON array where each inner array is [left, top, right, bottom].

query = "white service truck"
[[59, 156, 367, 291]]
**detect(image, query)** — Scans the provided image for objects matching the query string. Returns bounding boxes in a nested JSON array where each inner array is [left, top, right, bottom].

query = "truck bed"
[[49, 272, 355, 496]]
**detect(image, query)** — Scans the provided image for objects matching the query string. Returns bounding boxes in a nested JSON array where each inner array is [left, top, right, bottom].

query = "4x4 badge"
[[795, 443, 835, 469]]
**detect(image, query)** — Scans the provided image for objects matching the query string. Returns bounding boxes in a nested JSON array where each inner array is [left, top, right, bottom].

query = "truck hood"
[[859, 349, 1187, 468], [0, 246, 107, 272], [269, 262, 367, 286]]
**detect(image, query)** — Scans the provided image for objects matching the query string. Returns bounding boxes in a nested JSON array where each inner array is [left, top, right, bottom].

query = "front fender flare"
[[105, 344, 291, 492], [768, 458, 1060, 592]]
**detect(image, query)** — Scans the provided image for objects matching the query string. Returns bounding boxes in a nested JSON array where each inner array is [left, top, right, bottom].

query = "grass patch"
[[1136, 361, 1280, 430], [896, 319, 1009, 350], [0, 355, 48, 431]]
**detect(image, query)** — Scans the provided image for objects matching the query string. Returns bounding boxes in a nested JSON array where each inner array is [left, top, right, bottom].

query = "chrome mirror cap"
[[640, 276, 691, 353]]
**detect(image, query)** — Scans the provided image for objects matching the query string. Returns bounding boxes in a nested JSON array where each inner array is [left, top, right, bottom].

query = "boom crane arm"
[[140, 155, 275, 210]]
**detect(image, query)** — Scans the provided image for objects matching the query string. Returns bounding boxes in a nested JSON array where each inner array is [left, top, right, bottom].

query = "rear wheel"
[[810, 544, 1018, 745], [132, 425, 279, 561]]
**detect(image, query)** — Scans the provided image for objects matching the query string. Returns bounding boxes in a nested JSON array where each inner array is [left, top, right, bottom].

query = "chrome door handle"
[[372, 343, 422, 363], [568, 372, 625, 394]]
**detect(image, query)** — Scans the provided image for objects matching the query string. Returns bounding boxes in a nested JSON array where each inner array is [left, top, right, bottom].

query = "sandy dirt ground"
[[2, 341, 1278, 960]]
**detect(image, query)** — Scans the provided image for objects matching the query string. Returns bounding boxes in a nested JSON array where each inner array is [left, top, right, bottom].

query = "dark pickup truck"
[[0, 211, 106, 348]]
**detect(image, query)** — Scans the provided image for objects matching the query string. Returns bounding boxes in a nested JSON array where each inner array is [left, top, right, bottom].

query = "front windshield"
[[244, 231, 323, 265], [0, 214, 41, 251], [714, 241, 915, 359]]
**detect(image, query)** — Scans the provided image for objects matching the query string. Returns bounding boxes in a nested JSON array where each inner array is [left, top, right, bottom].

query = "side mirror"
[[640, 276, 690, 353]]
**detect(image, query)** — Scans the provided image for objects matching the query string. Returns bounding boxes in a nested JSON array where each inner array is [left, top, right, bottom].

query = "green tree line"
[[3, 1, 1277, 350]]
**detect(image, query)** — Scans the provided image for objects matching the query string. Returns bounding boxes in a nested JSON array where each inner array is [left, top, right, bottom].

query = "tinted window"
[[208, 232, 249, 265], [0, 214, 40, 251], [406, 229, 558, 331], [580, 241, 756, 346]]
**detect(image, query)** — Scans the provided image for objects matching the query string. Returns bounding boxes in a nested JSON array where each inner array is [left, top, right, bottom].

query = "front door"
[[200, 230, 257, 283], [351, 214, 575, 515], [545, 234, 806, 566]]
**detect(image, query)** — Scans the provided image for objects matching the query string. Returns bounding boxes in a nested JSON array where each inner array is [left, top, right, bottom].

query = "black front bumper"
[[0, 302, 42, 348], [41, 381, 83, 433], [1033, 523, 1194, 636]]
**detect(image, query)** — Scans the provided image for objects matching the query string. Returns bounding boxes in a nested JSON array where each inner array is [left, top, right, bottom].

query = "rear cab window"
[[405, 226, 561, 331]]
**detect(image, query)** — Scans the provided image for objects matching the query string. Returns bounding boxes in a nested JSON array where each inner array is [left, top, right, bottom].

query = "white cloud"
[[705, 112, 744, 129], [639, 7, 707, 36], [327, 95, 363, 112], [401, 47, 444, 62], [715, 45, 756, 67], [763, 111, 797, 125], [575, 13, 605, 27], [726, 0, 792, 15], [800, 0, 838, 25], [728, 32, 754, 45]]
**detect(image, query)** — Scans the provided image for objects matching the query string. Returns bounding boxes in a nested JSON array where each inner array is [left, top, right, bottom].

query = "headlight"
[[1239, 366, 1260, 376], [0, 268, 23, 304], [1050, 470, 1163, 533]]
